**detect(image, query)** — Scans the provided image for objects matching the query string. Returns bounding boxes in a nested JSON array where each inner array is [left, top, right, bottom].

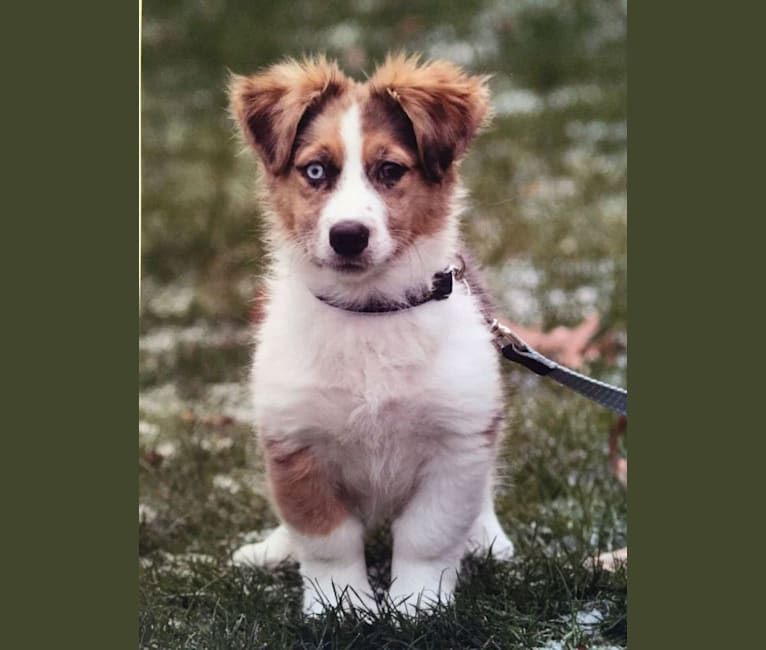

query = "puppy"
[[229, 54, 513, 615]]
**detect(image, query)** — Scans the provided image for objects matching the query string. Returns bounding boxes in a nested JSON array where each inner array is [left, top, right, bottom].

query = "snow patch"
[[212, 474, 241, 494]]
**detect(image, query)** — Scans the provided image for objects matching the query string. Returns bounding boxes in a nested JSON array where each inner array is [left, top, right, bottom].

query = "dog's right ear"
[[228, 57, 349, 174]]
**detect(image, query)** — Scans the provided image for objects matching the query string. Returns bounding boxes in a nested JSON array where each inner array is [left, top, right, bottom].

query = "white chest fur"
[[251, 267, 503, 520]]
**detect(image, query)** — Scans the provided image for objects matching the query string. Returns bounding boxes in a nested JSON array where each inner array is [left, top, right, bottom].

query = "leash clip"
[[489, 318, 557, 376], [446, 256, 472, 296], [489, 318, 528, 352]]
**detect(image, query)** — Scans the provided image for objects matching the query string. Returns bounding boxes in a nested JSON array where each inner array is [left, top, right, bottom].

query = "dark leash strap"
[[314, 266, 627, 416], [489, 318, 627, 416]]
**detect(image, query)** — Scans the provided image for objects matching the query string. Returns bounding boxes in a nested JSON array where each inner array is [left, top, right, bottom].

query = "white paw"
[[389, 561, 458, 615], [466, 513, 515, 561], [490, 535, 515, 560], [302, 578, 377, 616], [231, 526, 293, 568], [467, 533, 515, 560], [303, 593, 330, 617], [300, 560, 377, 617], [232, 541, 270, 567]]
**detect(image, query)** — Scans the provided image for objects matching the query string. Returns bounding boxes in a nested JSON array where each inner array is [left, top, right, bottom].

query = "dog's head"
[[230, 54, 490, 280]]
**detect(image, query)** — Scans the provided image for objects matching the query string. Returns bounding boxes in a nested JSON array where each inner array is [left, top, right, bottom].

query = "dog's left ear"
[[369, 54, 492, 182]]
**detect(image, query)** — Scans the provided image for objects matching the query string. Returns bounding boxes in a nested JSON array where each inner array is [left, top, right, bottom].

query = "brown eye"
[[377, 162, 407, 185]]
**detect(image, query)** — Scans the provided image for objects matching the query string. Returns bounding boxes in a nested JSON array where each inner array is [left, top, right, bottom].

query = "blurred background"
[[140, 0, 626, 645]]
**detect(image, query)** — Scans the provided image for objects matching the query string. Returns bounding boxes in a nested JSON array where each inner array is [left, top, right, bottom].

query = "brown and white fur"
[[229, 54, 513, 615]]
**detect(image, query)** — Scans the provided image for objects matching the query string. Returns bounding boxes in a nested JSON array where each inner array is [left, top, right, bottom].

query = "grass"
[[140, 0, 627, 646], [140, 556, 625, 649], [139, 375, 627, 648]]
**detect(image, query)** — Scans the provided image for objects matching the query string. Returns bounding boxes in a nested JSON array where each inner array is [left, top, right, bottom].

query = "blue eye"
[[305, 162, 326, 181]]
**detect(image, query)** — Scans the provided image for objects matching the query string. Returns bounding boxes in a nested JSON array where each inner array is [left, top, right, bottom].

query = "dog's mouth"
[[310, 252, 375, 275], [331, 260, 368, 274]]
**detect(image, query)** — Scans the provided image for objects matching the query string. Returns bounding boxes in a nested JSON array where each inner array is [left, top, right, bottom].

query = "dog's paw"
[[231, 541, 270, 567], [302, 581, 378, 617], [300, 559, 378, 618], [466, 515, 515, 561], [390, 590, 448, 616], [388, 561, 457, 616], [468, 534, 514, 561], [231, 526, 293, 568]]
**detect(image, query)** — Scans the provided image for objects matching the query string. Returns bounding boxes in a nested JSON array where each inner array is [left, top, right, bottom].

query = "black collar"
[[314, 268, 456, 314]]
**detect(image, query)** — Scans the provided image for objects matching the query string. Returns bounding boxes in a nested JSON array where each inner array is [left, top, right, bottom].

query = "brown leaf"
[[610, 416, 627, 487], [142, 450, 164, 467], [498, 312, 601, 368]]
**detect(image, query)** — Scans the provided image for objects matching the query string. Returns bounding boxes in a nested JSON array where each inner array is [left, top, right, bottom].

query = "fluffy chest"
[[251, 282, 503, 447]]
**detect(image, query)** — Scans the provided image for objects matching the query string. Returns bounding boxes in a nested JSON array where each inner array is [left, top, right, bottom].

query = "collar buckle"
[[430, 269, 454, 300]]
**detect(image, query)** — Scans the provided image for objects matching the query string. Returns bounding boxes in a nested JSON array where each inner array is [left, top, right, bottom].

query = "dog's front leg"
[[264, 441, 375, 615], [389, 446, 492, 613]]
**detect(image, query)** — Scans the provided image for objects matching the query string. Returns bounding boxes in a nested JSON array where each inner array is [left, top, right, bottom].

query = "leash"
[[314, 266, 627, 416], [488, 318, 627, 416]]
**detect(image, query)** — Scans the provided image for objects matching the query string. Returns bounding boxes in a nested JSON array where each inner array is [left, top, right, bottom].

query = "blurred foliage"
[[141, 0, 626, 329]]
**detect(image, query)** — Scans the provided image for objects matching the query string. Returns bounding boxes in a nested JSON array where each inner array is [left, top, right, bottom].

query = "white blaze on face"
[[316, 102, 392, 265]]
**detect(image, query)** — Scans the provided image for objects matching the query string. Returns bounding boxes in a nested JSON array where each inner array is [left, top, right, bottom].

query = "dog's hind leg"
[[232, 524, 293, 568], [465, 483, 514, 560]]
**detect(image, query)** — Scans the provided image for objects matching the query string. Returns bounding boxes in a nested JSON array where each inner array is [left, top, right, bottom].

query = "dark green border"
[[4, 0, 763, 647], [4, 2, 137, 648], [630, 2, 762, 647]]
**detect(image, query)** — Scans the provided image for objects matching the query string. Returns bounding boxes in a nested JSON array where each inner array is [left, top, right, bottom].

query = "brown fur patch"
[[250, 283, 270, 327], [358, 92, 454, 246], [264, 93, 354, 240], [481, 411, 505, 447], [292, 98, 350, 170], [228, 56, 351, 174], [368, 53, 492, 181], [263, 441, 347, 536]]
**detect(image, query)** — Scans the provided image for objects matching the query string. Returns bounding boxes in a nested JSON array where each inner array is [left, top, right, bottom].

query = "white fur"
[[234, 99, 513, 615], [294, 518, 376, 614], [314, 104, 393, 268], [232, 525, 293, 568]]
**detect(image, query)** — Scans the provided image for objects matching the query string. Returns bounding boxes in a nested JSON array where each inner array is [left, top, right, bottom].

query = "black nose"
[[329, 221, 370, 257]]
